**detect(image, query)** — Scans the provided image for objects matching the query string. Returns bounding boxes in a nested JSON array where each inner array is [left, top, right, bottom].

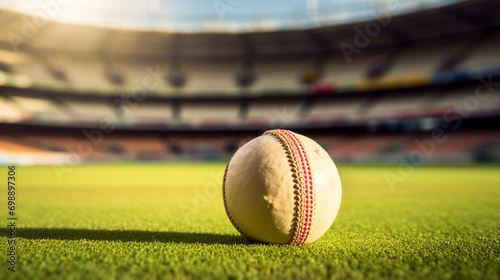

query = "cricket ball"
[[223, 129, 342, 245]]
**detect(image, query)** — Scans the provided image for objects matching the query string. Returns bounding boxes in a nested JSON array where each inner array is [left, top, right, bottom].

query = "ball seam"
[[264, 129, 316, 245], [280, 130, 316, 244]]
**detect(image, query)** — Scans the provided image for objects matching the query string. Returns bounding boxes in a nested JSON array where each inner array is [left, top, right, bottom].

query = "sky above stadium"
[[0, 0, 461, 31]]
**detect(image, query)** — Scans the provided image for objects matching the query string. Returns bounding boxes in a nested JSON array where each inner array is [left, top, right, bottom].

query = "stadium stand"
[[361, 90, 438, 120], [181, 57, 240, 95], [252, 55, 312, 93], [384, 36, 471, 76], [428, 85, 500, 117], [119, 102, 173, 126], [0, 0, 499, 165], [102, 135, 170, 160], [404, 130, 500, 161], [245, 100, 303, 126], [6, 51, 65, 90], [107, 55, 172, 95], [19, 133, 106, 157], [458, 33, 500, 70], [179, 102, 241, 127], [0, 139, 48, 154], [166, 135, 240, 160], [3, 127, 498, 164], [304, 96, 368, 124], [0, 95, 25, 122], [327, 134, 414, 162], [0, 16, 498, 96], [62, 99, 118, 124], [0, 134, 68, 165], [323, 50, 386, 85], [46, 52, 116, 93], [9, 95, 71, 124]]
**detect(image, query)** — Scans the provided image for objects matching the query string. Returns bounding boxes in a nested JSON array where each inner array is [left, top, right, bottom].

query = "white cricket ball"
[[223, 129, 342, 245]]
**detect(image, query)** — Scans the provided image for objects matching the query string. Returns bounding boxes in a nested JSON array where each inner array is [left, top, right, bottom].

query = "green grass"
[[1, 164, 499, 279]]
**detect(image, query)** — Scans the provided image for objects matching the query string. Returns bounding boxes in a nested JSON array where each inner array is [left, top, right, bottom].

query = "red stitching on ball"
[[264, 129, 316, 245], [279, 130, 314, 245]]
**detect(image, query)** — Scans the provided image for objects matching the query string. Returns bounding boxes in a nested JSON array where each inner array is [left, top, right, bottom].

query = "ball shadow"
[[11, 228, 248, 245]]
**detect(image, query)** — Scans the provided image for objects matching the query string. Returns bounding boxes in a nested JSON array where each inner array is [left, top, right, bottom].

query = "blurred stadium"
[[0, 0, 499, 165], [1, 1, 500, 279]]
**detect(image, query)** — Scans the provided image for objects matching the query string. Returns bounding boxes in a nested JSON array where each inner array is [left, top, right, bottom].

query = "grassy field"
[[1, 163, 499, 279]]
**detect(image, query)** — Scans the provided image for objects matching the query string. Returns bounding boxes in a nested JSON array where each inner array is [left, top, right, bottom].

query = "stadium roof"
[[0, 0, 464, 32], [0, 0, 497, 57]]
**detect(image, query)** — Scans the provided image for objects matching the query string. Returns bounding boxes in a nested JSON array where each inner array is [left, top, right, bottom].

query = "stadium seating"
[[428, 86, 500, 117], [180, 102, 240, 127], [323, 50, 384, 84], [108, 55, 172, 95], [181, 58, 240, 95], [17, 133, 105, 156], [7, 52, 66, 90], [62, 99, 118, 124], [0, 138, 49, 154], [1, 128, 499, 164], [0, 95, 26, 122], [404, 130, 500, 160], [245, 100, 303, 126], [385, 36, 470, 76], [9, 95, 71, 124], [305, 96, 367, 124], [1, 31, 499, 96], [458, 34, 500, 70], [252, 55, 312, 93], [119, 102, 172, 126], [166, 135, 240, 160], [0, 0, 499, 165], [361, 90, 437, 120], [327, 134, 413, 162], [103, 135, 169, 159], [46, 52, 116, 93]]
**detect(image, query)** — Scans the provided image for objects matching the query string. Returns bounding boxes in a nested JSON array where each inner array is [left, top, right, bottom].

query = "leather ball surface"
[[223, 129, 342, 245]]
